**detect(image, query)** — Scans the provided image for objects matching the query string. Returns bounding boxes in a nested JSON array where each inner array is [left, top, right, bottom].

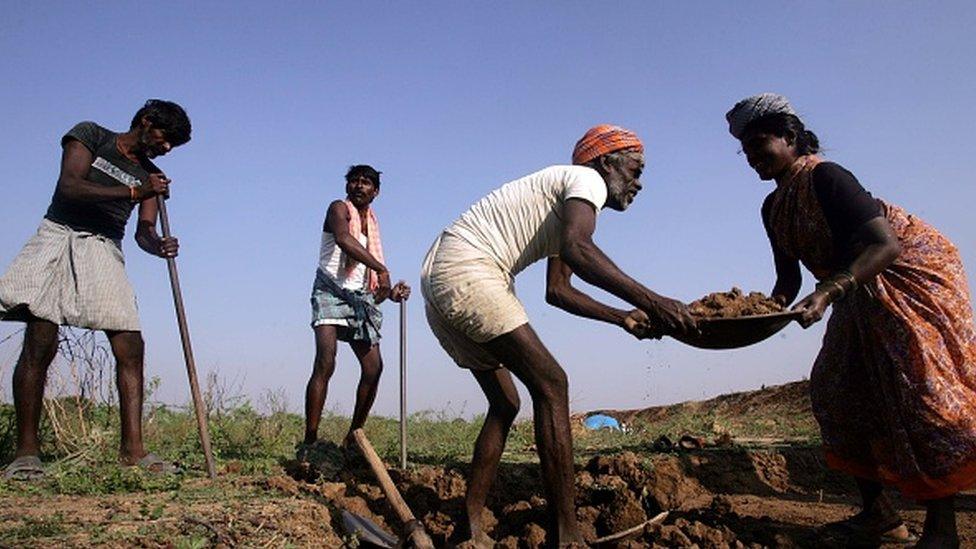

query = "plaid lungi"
[[0, 219, 140, 331], [310, 269, 382, 344]]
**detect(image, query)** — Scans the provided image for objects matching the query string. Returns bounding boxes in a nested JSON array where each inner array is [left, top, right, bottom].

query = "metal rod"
[[399, 299, 407, 470], [157, 196, 217, 479]]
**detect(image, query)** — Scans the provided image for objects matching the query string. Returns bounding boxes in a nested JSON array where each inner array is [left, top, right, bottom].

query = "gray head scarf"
[[726, 93, 796, 139]]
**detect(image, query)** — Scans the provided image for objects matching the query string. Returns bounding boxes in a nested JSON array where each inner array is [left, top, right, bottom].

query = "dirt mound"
[[282, 444, 859, 547], [689, 287, 784, 319], [603, 380, 814, 436], [282, 439, 346, 482]]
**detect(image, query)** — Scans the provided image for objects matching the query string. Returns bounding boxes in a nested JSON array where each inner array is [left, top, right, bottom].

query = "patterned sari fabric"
[[767, 155, 976, 499]]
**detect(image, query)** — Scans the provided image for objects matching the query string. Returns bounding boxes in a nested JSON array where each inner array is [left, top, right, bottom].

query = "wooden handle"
[[352, 429, 415, 522], [351, 429, 434, 549], [156, 196, 217, 479]]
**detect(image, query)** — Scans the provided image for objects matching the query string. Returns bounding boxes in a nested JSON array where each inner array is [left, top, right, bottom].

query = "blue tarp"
[[583, 413, 620, 431]]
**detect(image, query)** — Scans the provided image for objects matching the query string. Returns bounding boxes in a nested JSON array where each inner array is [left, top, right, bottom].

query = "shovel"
[[352, 428, 435, 549], [341, 509, 398, 548], [156, 196, 217, 479]]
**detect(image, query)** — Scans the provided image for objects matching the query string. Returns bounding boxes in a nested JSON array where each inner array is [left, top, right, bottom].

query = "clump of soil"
[[305, 449, 827, 547], [689, 287, 784, 319], [283, 440, 346, 482]]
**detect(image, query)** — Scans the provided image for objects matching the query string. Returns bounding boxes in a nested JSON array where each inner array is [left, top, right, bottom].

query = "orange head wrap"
[[572, 124, 644, 165]]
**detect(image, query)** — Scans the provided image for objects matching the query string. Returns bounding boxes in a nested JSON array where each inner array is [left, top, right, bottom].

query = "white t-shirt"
[[445, 165, 608, 276]]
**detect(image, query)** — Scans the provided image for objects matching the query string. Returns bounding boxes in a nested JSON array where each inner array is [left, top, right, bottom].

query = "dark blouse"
[[762, 161, 882, 263]]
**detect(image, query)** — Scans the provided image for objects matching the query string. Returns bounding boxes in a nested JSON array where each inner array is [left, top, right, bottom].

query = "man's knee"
[[492, 393, 521, 422], [362, 355, 383, 380], [21, 321, 60, 366], [311, 351, 337, 379], [532, 363, 569, 402], [110, 332, 145, 369]]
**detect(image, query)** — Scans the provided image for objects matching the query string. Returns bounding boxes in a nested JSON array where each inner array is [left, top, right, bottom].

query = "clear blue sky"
[[1, 2, 974, 418]]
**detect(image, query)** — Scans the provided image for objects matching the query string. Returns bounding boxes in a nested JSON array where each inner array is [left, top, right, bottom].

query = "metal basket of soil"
[[673, 288, 801, 349], [673, 310, 801, 349]]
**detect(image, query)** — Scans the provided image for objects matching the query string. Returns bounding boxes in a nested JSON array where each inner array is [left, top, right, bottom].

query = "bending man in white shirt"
[[420, 125, 696, 547]]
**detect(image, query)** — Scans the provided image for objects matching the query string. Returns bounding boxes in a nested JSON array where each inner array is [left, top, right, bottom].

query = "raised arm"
[[558, 198, 696, 335]]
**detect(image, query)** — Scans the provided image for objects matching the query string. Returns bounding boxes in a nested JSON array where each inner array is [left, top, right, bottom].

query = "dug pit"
[[285, 445, 862, 547]]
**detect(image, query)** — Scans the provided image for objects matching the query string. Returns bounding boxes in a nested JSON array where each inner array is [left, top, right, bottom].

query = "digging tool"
[[341, 509, 398, 548], [399, 299, 407, 470], [157, 196, 217, 479], [593, 511, 669, 545], [352, 428, 434, 549]]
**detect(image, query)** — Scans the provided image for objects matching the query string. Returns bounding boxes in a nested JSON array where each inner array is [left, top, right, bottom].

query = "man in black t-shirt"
[[0, 100, 191, 480]]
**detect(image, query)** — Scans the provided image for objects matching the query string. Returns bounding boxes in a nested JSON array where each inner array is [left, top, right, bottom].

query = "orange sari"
[[767, 155, 976, 499]]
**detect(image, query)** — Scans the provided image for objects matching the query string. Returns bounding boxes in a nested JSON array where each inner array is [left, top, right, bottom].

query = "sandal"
[[3, 455, 45, 481], [132, 453, 181, 475]]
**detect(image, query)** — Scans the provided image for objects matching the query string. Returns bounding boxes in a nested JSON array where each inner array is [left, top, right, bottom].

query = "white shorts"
[[420, 232, 528, 371]]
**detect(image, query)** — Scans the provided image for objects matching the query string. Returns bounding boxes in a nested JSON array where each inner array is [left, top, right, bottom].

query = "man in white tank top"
[[420, 126, 697, 546], [303, 165, 409, 450]]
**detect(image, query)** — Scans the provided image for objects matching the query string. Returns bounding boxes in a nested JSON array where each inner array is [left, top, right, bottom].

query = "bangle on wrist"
[[820, 270, 858, 302], [815, 280, 846, 301], [835, 270, 858, 293], [130, 186, 138, 203]]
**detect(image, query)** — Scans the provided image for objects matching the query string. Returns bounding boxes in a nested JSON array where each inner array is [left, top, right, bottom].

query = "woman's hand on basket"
[[791, 290, 831, 328]]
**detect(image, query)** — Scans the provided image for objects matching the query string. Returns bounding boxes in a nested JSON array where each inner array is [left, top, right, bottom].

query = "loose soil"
[[689, 288, 784, 319], [277, 447, 976, 547], [4, 382, 976, 547]]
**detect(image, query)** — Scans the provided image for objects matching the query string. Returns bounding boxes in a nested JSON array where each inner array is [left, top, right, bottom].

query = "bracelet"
[[129, 186, 138, 203], [834, 270, 858, 293], [815, 280, 846, 301]]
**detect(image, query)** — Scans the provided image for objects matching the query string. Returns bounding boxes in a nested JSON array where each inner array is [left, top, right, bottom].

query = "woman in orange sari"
[[727, 93, 976, 548]]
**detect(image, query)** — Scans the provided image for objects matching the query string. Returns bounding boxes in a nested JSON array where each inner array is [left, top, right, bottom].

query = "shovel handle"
[[352, 429, 434, 549], [352, 429, 415, 522], [157, 196, 217, 479], [399, 299, 407, 470]]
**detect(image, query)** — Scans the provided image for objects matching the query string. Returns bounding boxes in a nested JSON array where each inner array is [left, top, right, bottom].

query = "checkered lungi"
[[0, 219, 140, 331], [310, 269, 382, 344]]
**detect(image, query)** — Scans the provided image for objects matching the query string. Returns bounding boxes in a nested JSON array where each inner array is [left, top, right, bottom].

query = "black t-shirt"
[[762, 161, 882, 260], [45, 122, 158, 240]]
